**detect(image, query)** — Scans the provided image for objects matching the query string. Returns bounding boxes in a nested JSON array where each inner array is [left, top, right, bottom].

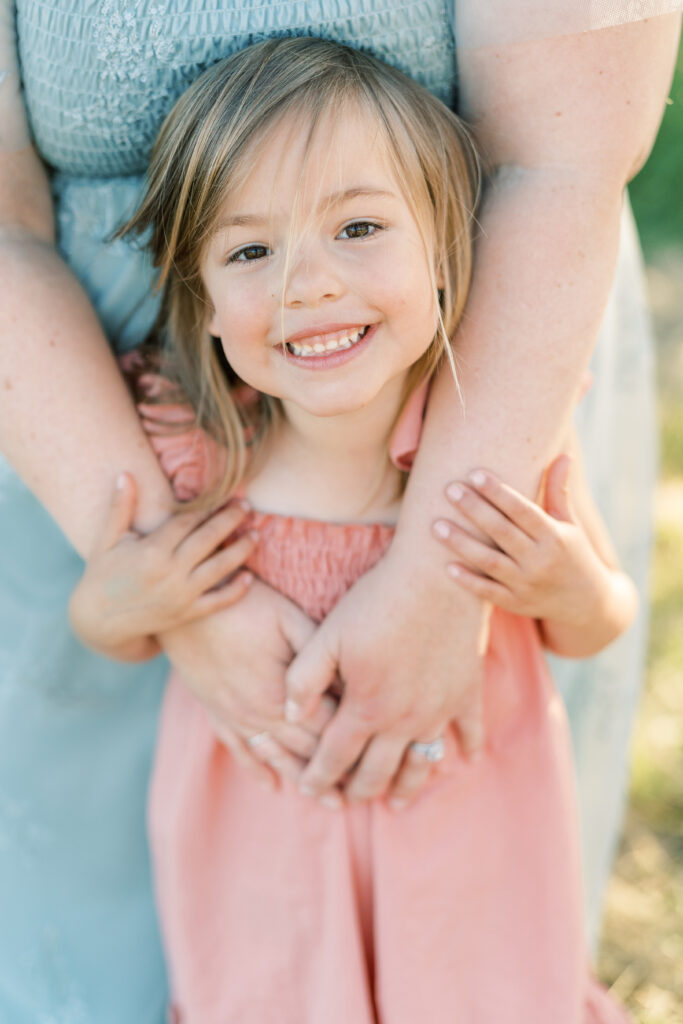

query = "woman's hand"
[[285, 546, 489, 808], [69, 473, 256, 661], [159, 577, 342, 803]]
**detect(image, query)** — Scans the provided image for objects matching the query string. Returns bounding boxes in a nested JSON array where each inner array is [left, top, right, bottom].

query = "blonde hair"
[[122, 36, 480, 506]]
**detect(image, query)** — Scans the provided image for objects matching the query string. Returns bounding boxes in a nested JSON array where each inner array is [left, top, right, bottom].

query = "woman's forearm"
[[395, 13, 680, 571], [0, 227, 174, 555], [396, 167, 621, 550]]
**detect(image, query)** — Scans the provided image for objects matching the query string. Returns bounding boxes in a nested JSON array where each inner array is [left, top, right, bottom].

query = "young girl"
[[70, 38, 637, 1024]]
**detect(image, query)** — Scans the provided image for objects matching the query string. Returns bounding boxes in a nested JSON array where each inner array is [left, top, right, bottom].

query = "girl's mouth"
[[285, 325, 371, 358]]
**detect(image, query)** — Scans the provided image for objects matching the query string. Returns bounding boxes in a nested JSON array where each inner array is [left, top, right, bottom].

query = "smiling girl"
[[70, 38, 636, 1024]]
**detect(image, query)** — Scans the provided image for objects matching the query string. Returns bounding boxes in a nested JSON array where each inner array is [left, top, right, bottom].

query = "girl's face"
[[201, 108, 440, 422]]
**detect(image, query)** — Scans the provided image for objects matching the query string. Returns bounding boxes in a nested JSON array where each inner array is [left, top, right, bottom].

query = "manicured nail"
[[433, 520, 451, 539], [469, 470, 486, 487], [389, 797, 408, 812], [446, 483, 464, 502], [285, 699, 302, 723]]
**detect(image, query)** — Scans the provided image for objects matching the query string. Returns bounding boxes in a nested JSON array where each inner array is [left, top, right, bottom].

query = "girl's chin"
[[281, 387, 385, 420]]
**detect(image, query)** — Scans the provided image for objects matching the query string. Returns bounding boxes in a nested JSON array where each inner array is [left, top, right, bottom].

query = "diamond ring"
[[409, 737, 445, 762], [247, 731, 271, 749]]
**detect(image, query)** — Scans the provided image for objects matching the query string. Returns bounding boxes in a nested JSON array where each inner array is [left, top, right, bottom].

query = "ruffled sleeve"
[[119, 350, 226, 502]]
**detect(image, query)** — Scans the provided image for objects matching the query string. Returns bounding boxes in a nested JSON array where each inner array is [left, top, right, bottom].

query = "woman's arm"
[[285, 13, 680, 804], [0, 144, 177, 554], [0, 40, 323, 790]]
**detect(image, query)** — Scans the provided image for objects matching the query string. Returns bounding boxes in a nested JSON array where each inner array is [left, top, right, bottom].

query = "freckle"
[[554, 111, 563, 117], [3, 378, 12, 390], [49, 338, 56, 347], [626, 99, 631, 106]]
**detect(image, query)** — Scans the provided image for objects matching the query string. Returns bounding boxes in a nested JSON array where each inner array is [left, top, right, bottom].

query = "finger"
[[191, 571, 255, 617], [190, 533, 257, 593], [176, 502, 252, 566], [450, 472, 547, 541], [297, 706, 370, 796], [304, 693, 340, 735], [434, 524, 517, 586], [543, 454, 574, 523], [271, 693, 340, 756], [268, 721, 319, 760], [207, 715, 279, 791], [387, 729, 458, 809], [453, 686, 484, 759], [386, 743, 438, 810], [446, 563, 516, 610], [285, 623, 339, 724], [440, 483, 533, 561], [94, 473, 138, 554], [244, 732, 308, 787], [279, 601, 318, 656], [344, 733, 406, 802]]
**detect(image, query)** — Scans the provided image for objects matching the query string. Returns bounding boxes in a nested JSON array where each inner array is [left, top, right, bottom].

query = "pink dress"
[[132, 372, 630, 1024]]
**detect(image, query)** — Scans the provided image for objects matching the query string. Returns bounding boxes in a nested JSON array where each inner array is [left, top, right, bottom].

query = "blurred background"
[[597, 33, 683, 1023]]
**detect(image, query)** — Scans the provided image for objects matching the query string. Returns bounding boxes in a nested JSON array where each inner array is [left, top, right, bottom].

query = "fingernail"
[[240, 571, 254, 586], [239, 498, 251, 510], [446, 483, 464, 502], [285, 699, 302, 723], [320, 794, 342, 811], [447, 564, 461, 578], [389, 797, 407, 812], [469, 470, 486, 487], [433, 520, 450, 539], [115, 473, 127, 490], [299, 783, 315, 798], [259, 777, 276, 791], [249, 530, 260, 543]]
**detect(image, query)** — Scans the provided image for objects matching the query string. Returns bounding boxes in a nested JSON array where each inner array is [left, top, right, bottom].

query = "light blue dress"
[[0, 1, 652, 1019]]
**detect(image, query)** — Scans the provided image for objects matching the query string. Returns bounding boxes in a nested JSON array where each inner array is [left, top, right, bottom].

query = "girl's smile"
[[201, 110, 440, 429]]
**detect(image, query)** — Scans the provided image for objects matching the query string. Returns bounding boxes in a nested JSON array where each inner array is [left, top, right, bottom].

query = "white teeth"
[[287, 327, 367, 358]]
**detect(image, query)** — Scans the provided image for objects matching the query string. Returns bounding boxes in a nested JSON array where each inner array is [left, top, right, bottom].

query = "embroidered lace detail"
[[16, 0, 456, 175]]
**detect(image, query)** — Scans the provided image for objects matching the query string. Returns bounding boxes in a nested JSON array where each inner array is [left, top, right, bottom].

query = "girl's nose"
[[284, 251, 345, 308]]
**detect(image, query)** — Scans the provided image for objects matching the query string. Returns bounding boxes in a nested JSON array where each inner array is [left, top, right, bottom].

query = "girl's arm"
[[284, 13, 680, 804], [435, 447, 638, 658]]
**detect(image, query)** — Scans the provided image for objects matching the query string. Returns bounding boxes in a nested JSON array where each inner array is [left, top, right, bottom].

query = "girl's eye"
[[227, 243, 271, 264], [337, 221, 382, 240]]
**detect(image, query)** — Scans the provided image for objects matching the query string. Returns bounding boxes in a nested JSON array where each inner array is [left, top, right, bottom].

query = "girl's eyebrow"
[[215, 187, 395, 231]]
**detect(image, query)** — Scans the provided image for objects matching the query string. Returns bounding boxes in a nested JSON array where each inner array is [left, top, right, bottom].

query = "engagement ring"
[[409, 737, 445, 762]]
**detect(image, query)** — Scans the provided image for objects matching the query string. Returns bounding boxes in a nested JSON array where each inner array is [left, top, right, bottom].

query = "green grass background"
[[597, 29, 683, 1023]]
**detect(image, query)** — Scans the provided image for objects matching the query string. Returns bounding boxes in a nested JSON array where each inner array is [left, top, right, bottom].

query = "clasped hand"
[[70, 472, 491, 808]]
